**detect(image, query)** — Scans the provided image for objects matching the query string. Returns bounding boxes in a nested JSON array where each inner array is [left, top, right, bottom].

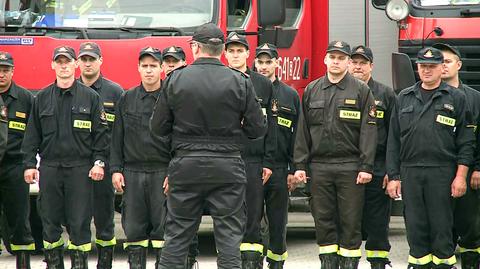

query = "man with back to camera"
[[224, 31, 277, 269], [293, 40, 377, 269], [77, 41, 123, 269], [150, 23, 267, 269], [22, 45, 109, 269], [348, 45, 395, 269]]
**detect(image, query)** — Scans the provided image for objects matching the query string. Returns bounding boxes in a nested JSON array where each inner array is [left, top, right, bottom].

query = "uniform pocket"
[[336, 99, 361, 126], [308, 100, 325, 125], [72, 106, 92, 133], [399, 105, 414, 134], [434, 104, 456, 133], [278, 104, 297, 130], [39, 110, 56, 136]]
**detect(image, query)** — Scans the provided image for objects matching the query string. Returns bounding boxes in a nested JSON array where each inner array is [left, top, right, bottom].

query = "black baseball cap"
[[351, 45, 373, 62], [139, 46, 162, 62], [225, 32, 249, 50], [255, 43, 278, 59], [162, 46, 186, 61], [0, 52, 14, 67], [416, 47, 444, 64], [432, 43, 462, 59], [326, 40, 351, 55], [79, 42, 102, 59], [190, 23, 225, 45], [53, 46, 76, 60]]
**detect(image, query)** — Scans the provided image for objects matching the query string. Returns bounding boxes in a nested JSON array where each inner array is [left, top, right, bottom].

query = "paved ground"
[[0, 213, 415, 268]]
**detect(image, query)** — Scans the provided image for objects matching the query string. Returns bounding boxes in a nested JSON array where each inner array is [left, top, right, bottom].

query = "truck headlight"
[[385, 0, 409, 21]]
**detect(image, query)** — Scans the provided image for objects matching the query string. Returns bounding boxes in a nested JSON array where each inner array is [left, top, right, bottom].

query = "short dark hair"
[[198, 42, 224, 56]]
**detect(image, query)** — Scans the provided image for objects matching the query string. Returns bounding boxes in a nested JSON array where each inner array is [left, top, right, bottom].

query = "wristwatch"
[[94, 160, 105, 168]]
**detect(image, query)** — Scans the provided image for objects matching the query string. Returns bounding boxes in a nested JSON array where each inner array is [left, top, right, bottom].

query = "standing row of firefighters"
[[0, 22, 478, 269]]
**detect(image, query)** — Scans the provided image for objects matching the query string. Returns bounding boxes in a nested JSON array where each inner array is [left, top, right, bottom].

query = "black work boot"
[[407, 262, 433, 269], [16, 251, 31, 269], [154, 248, 161, 269], [70, 250, 88, 269], [242, 251, 263, 269], [338, 256, 359, 269], [461, 252, 479, 269], [127, 246, 147, 269], [45, 248, 65, 269], [267, 260, 284, 268], [369, 258, 391, 269], [185, 255, 198, 269], [96, 246, 113, 269], [319, 253, 339, 269]]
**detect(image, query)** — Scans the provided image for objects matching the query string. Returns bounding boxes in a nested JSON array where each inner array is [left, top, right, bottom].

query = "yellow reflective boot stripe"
[[432, 255, 456, 265], [123, 240, 149, 249], [267, 250, 288, 261], [151, 240, 165, 249], [43, 238, 65, 250], [338, 247, 361, 257], [67, 241, 92, 252], [366, 250, 389, 258], [240, 243, 264, 253], [95, 238, 117, 247], [318, 244, 338, 254], [408, 254, 432, 265], [11, 243, 36, 251]]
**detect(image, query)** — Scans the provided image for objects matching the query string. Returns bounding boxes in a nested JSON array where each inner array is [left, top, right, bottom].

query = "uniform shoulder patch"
[[368, 105, 376, 118]]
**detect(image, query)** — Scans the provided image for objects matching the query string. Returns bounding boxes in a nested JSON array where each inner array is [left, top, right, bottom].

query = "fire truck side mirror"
[[257, 0, 286, 27], [392, 52, 416, 94], [372, 0, 388, 10]]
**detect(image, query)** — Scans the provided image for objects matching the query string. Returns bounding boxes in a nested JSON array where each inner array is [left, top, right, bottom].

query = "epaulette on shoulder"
[[230, 67, 250, 78]]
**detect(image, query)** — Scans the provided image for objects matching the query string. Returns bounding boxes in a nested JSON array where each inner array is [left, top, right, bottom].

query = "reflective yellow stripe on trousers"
[[318, 244, 338, 255], [432, 255, 456, 265], [67, 241, 92, 252], [338, 247, 361, 258], [11, 243, 36, 251], [408, 254, 432, 265], [459, 247, 480, 254], [240, 243, 264, 253], [267, 250, 288, 261], [366, 250, 389, 259], [43, 238, 65, 250], [95, 237, 117, 247], [123, 240, 149, 249], [151, 240, 165, 249]]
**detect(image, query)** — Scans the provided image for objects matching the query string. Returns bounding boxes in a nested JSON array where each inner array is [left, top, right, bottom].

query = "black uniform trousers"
[[93, 164, 115, 247], [264, 166, 289, 262], [121, 168, 167, 249], [310, 163, 364, 257], [38, 164, 92, 251], [0, 162, 35, 250], [454, 171, 480, 252], [402, 166, 456, 266], [362, 175, 391, 261], [242, 161, 265, 254], [159, 183, 246, 269]]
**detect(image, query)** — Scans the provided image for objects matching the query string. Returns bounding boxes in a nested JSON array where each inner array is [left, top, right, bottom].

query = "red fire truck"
[[373, 0, 480, 91]]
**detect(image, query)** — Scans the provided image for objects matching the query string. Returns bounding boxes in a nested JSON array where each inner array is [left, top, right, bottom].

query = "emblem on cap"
[[168, 46, 177, 53], [261, 44, 270, 50], [145, 47, 155, 52], [424, 50, 434, 58], [334, 41, 344, 48], [230, 33, 240, 41], [84, 44, 93, 50], [58, 47, 68, 52], [356, 47, 365, 53], [0, 54, 7, 60]]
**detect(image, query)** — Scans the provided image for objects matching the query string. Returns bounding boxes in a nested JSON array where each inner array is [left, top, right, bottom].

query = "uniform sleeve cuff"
[[358, 164, 373, 174], [294, 163, 307, 171]]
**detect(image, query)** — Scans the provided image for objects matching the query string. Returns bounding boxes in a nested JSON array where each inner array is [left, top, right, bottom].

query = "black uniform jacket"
[[110, 84, 171, 173], [294, 72, 377, 173], [0, 82, 34, 164], [22, 80, 108, 168], [386, 81, 474, 180], [460, 83, 480, 172], [368, 78, 396, 177], [150, 57, 267, 184], [273, 78, 300, 173], [0, 96, 7, 162]]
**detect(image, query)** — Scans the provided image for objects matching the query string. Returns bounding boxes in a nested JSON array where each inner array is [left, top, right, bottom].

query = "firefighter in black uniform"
[[161, 46, 186, 75], [348, 45, 395, 269], [386, 47, 474, 269], [0, 51, 36, 269], [293, 41, 377, 269], [0, 95, 6, 161], [151, 23, 266, 269], [254, 43, 300, 269], [22, 46, 109, 269], [432, 43, 480, 269], [77, 42, 123, 269], [110, 47, 169, 269], [224, 32, 277, 269]]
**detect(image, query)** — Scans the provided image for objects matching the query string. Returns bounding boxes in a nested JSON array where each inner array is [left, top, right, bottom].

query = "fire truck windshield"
[[1, 0, 215, 30], [419, 0, 480, 6]]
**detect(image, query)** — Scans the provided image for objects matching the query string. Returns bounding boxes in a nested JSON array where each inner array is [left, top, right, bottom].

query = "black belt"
[[175, 150, 241, 158]]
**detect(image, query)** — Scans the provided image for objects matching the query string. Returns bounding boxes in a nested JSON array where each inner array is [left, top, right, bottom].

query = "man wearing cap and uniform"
[[348, 45, 395, 269], [77, 42, 123, 269], [151, 23, 266, 269], [162, 46, 187, 75], [386, 47, 474, 269], [110, 46, 169, 269], [254, 43, 299, 269], [293, 40, 377, 269], [22, 46, 109, 269], [0, 51, 36, 269], [224, 31, 277, 269], [0, 96, 7, 161], [431, 43, 480, 269]]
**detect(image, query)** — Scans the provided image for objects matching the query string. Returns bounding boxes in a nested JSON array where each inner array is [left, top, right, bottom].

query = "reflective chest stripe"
[[278, 117, 292, 128], [73, 120, 92, 130], [105, 113, 115, 122], [15, 111, 26, 119], [339, 110, 361, 120], [376, 110, 384, 119], [436, 115, 455, 127], [9, 121, 26, 131]]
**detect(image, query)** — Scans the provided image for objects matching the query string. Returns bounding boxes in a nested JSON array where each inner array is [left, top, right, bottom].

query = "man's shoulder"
[[12, 82, 33, 99], [101, 77, 124, 93], [277, 80, 299, 97]]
